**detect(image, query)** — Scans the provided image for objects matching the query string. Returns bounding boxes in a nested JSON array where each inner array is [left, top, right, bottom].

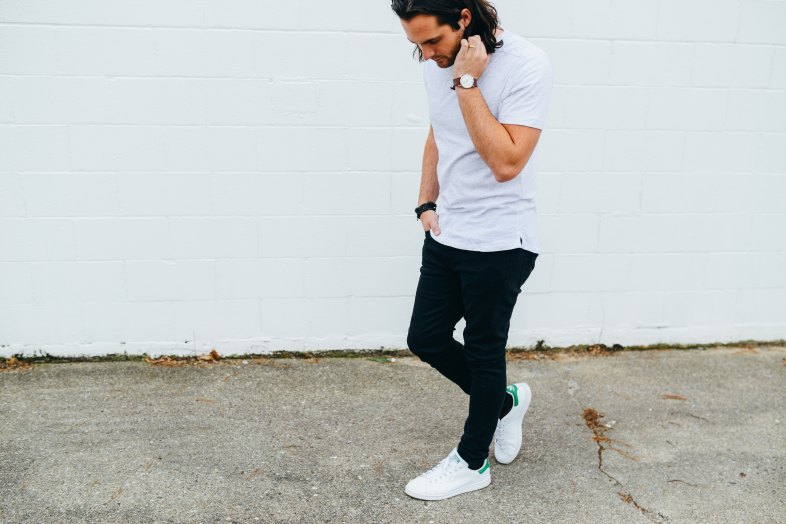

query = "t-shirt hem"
[[498, 117, 545, 130], [430, 234, 539, 254]]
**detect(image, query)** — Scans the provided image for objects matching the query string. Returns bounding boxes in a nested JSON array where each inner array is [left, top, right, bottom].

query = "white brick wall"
[[1, 0, 784, 357]]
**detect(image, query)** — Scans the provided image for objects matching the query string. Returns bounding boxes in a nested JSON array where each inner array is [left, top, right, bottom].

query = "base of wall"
[[2, 324, 784, 359]]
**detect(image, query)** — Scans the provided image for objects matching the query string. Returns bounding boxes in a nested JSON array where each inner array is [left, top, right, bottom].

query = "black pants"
[[407, 231, 538, 467]]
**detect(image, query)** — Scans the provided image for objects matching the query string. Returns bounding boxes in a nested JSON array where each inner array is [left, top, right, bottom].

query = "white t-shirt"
[[422, 28, 553, 254]]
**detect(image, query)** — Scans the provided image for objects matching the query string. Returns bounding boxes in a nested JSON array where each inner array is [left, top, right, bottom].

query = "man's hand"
[[452, 35, 489, 80], [420, 210, 441, 235]]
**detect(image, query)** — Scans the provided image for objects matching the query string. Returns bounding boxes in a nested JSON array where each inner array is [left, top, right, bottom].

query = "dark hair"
[[391, 0, 503, 61]]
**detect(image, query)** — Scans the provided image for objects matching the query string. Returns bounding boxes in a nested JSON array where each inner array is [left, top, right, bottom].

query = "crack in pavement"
[[582, 407, 670, 523]]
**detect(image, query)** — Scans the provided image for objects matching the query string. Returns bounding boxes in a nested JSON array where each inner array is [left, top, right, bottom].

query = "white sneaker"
[[404, 447, 491, 500], [493, 382, 532, 464]]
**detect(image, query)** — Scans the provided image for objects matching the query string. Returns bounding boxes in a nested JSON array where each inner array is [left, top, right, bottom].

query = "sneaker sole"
[[404, 475, 491, 501]]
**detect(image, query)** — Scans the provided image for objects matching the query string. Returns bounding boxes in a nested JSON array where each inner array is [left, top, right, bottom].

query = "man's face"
[[400, 14, 466, 68]]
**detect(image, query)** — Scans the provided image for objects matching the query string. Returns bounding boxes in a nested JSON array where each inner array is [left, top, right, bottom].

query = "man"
[[390, 0, 553, 500]]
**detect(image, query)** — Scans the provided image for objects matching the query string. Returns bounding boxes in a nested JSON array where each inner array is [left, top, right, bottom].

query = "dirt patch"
[[508, 343, 625, 362], [0, 356, 32, 372]]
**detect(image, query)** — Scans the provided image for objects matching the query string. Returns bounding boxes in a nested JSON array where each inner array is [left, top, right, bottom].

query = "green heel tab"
[[506, 384, 519, 406]]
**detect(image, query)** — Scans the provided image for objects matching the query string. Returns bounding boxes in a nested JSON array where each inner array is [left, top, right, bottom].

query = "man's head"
[[391, 0, 503, 68]]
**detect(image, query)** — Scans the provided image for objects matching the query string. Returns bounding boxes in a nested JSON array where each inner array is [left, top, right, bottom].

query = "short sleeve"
[[497, 52, 553, 130]]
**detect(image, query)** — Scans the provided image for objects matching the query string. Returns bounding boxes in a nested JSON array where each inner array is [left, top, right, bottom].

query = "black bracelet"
[[415, 202, 437, 220]]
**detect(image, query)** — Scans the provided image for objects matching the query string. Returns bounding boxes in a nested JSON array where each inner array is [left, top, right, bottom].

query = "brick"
[[0, 26, 59, 75], [22, 173, 119, 217], [0, 173, 25, 217], [772, 48, 786, 89], [301, 0, 400, 33], [683, 132, 760, 173], [390, 171, 421, 215], [204, 0, 299, 30], [0, 125, 70, 172], [511, 292, 592, 329], [758, 134, 786, 173], [657, 0, 741, 42], [68, 126, 211, 172], [82, 302, 175, 342], [151, 29, 255, 78], [216, 258, 305, 300], [270, 81, 320, 124], [646, 88, 727, 131], [74, 218, 170, 260], [349, 128, 392, 171], [31, 261, 126, 303], [391, 128, 429, 172], [126, 260, 215, 301], [692, 44, 773, 88], [0, 304, 82, 345], [202, 79, 273, 126], [257, 127, 347, 172], [315, 81, 395, 127], [627, 254, 708, 291], [261, 297, 348, 338], [662, 290, 740, 327], [571, 0, 659, 40], [558, 173, 641, 214], [391, 82, 429, 127], [172, 300, 260, 340], [587, 291, 665, 329], [671, 213, 754, 252], [346, 296, 413, 334], [535, 172, 561, 214], [302, 172, 391, 216], [610, 42, 693, 87], [603, 131, 685, 173], [749, 213, 786, 251], [0, 261, 33, 303], [0, 218, 75, 261], [550, 254, 633, 292], [204, 127, 258, 172], [725, 90, 786, 132], [538, 213, 599, 253], [597, 214, 679, 253], [534, 39, 612, 85], [169, 217, 257, 259], [211, 173, 305, 217], [538, 129, 604, 172], [739, 0, 786, 45], [117, 173, 212, 217], [259, 216, 352, 258], [563, 86, 648, 130], [500, 0, 574, 39], [0, 0, 203, 26], [735, 288, 786, 324]]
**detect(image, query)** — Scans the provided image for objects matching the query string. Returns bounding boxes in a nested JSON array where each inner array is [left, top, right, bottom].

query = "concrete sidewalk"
[[1, 346, 784, 523]]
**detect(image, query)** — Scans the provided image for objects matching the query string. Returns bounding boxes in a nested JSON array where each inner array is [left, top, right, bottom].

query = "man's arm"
[[419, 125, 439, 204], [452, 35, 544, 183], [417, 125, 441, 234], [456, 89, 541, 183]]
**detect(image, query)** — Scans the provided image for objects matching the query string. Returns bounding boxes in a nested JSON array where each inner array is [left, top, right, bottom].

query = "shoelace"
[[418, 455, 461, 482]]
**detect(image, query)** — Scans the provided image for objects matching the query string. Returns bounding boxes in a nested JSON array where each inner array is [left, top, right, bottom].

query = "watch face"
[[460, 74, 474, 88]]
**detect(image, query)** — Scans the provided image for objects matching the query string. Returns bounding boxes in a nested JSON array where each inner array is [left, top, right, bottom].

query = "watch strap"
[[415, 202, 437, 220], [450, 76, 478, 90]]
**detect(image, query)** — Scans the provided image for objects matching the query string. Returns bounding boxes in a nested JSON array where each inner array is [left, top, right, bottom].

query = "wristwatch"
[[451, 73, 477, 90], [415, 202, 437, 220]]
